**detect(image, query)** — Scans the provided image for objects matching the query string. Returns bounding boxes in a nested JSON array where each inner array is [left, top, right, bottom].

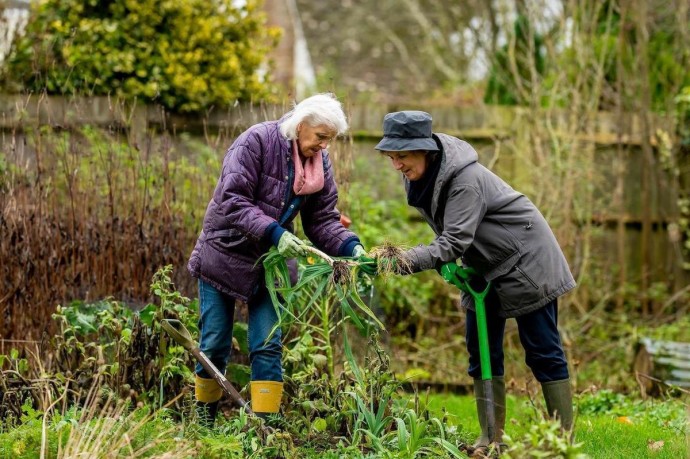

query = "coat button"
[[280, 201, 284, 206], [285, 175, 288, 180]]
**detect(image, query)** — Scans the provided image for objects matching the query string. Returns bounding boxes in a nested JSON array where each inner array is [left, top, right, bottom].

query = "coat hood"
[[427, 133, 479, 216], [435, 133, 478, 180]]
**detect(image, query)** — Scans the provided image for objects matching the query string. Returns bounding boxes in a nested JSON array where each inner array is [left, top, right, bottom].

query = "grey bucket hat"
[[374, 111, 440, 152]]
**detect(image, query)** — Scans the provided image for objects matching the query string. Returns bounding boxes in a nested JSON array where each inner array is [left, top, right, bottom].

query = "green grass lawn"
[[425, 391, 689, 458], [2, 391, 685, 458], [576, 415, 687, 459]]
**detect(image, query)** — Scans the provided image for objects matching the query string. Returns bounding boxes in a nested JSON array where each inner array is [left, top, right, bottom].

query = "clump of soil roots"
[[330, 260, 353, 285], [369, 242, 413, 275]]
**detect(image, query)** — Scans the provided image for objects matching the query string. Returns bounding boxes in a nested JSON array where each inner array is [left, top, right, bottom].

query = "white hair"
[[279, 93, 348, 140]]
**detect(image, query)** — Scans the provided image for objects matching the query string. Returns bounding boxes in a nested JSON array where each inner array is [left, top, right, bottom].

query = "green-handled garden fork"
[[440, 263, 496, 442]]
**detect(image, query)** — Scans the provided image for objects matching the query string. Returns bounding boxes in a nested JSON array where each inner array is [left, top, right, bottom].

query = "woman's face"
[[296, 123, 336, 157], [384, 150, 429, 181]]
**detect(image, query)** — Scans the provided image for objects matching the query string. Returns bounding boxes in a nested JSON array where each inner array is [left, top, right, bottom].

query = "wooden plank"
[[0, 95, 674, 147], [634, 338, 690, 396]]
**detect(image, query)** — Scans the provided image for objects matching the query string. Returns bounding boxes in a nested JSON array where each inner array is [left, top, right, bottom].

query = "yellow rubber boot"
[[251, 381, 283, 418], [195, 375, 222, 427]]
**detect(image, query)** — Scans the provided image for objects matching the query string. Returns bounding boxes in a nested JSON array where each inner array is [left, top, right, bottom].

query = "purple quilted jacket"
[[187, 120, 358, 301]]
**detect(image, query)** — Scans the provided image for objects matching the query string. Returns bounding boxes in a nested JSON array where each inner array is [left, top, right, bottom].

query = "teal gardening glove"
[[360, 256, 413, 276], [352, 245, 378, 277], [440, 262, 488, 293], [277, 232, 308, 258]]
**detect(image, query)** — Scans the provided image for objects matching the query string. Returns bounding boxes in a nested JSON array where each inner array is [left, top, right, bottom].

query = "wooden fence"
[[1, 95, 687, 315]]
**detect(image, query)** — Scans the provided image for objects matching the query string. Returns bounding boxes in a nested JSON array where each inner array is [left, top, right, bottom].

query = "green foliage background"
[[0, 1, 688, 456], [484, 2, 690, 110], [1, 0, 281, 112]]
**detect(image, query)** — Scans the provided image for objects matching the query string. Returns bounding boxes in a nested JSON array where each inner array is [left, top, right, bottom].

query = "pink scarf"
[[292, 140, 324, 195]]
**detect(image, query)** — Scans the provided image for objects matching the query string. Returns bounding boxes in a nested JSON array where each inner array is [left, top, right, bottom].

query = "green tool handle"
[[460, 274, 495, 438], [441, 263, 492, 379], [440, 263, 495, 440], [465, 280, 492, 381], [475, 296, 492, 381]]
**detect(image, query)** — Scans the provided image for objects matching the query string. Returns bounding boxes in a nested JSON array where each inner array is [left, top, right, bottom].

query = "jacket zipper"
[[279, 157, 294, 225], [515, 266, 539, 289]]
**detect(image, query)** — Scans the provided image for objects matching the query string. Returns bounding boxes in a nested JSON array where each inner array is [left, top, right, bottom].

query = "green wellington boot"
[[542, 378, 574, 432], [473, 376, 506, 448]]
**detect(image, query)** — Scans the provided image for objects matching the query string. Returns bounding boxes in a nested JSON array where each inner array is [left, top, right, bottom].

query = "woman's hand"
[[358, 255, 413, 276], [352, 244, 366, 258], [277, 232, 308, 258]]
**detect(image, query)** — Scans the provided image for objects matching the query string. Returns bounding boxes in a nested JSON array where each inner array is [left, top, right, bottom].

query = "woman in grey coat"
[[372, 110, 575, 448]]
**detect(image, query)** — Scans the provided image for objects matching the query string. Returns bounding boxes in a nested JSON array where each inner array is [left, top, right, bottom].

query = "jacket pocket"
[[462, 220, 524, 278], [515, 265, 539, 290], [206, 228, 248, 250], [199, 241, 261, 301], [492, 263, 543, 315]]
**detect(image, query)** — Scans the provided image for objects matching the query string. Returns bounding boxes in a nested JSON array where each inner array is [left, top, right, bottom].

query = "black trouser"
[[465, 295, 569, 383]]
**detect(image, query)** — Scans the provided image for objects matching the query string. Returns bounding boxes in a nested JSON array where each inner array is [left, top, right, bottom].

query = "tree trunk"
[[634, 0, 653, 315]]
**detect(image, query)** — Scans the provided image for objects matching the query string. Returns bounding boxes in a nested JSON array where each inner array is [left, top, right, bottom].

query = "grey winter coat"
[[187, 120, 358, 301], [405, 133, 576, 317]]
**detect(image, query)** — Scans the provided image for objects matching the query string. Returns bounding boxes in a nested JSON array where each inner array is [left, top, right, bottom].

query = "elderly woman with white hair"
[[187, 93, 366, 425]]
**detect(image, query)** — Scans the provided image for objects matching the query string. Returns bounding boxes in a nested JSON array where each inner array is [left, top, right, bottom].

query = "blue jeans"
[[465, 290, 569, 383], [195, 279, 283, 382]]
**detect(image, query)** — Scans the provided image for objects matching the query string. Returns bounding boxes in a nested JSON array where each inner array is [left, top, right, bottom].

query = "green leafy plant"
[[0, 400, 58, 459], [351, 390, 393, 450], [501, 416, 587, 459], [50, 265, 197, 407], [578, 389, 629, 416], [389, 409, 440, 456], [261, 249, 475, 455]]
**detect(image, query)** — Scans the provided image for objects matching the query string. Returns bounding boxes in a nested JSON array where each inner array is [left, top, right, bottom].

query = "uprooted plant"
[[262, 241, 417, 387], [262, 246, 382, 387], [258, 244, 474, 455]]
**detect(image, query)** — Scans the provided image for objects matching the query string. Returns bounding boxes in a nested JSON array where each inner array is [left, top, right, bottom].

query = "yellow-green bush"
[[1, 0, 280, 112]]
